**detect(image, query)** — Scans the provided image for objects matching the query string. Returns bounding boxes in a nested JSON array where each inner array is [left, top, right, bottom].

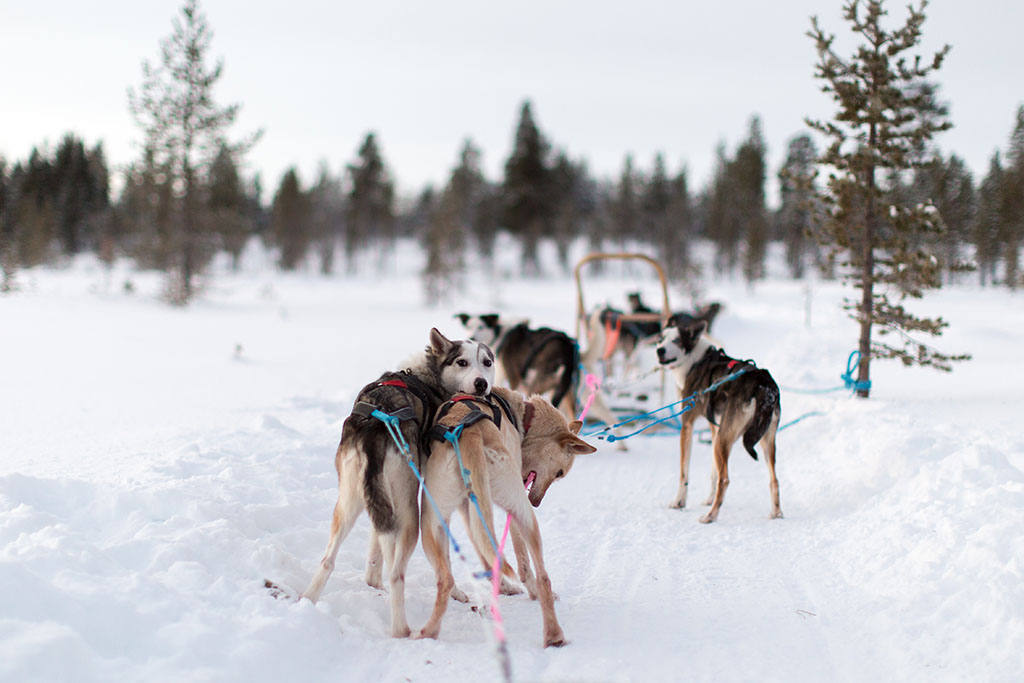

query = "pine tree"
[[344, 132, 394, 273], [705, 142, 740, 274], [734, 116, 770, 284], [663, 165, 694, 281], [0, 156, 15, 292], [270, 168, 311, 271], [611, 154, 640, 249], [128, 0, 260, 304], [776, 134, 820, 279], [974, 153, 1005, 286], [807, 0, 969, 396], [308, 163, 344, 275], [207, 143, 250, 269], [502, 100, 553, 275], [905, 154, 975, 282], [1002, 106, 1024, 288]]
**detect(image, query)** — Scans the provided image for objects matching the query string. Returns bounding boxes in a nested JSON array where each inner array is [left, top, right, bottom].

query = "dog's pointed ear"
[[683, 320, 708, 349], [429, 327, 454, 355], [568, 419, 583, 435], [481, 313, 500, 328], [563, 430, 597, 455], [454, 313, 470, 325]]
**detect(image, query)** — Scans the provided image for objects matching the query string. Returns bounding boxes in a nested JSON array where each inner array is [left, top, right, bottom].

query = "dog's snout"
[[474, 377, 488, 394], [656, 346, 666, 360]]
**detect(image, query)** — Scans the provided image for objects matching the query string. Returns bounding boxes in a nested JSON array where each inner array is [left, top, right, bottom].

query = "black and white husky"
[[655, 319, 782, 523], [301, 328, 496, 637], [455, 313, 579, 420]]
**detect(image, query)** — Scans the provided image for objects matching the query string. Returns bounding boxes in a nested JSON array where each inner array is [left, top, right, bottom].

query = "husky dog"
[[655, 319, 782, 523], [417, 387, 595, 647], [455, 313, 579, 420], [300, 328, 496, 638]]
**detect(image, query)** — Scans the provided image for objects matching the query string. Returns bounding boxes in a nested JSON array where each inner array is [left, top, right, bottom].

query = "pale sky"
[[3, 1, 1022, 203]]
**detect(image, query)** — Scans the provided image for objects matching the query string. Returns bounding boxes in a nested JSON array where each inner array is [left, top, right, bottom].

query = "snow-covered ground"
[[1, 241, 1022, 682]]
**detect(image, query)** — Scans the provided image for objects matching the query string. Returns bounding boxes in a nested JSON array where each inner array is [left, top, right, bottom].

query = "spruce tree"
[[270, 168, 311, 271], [776, 134, 820, 279], [663, 165, 694, 281], [308, 163, 344, 275], [974, 153, 1005, 286], [207, 143, 250, 270], [502, 100, 553, 275], [0, 156, 14, 292], [1002, 106, 1024, 288], [734, 117, 770, 284], [807, 0, 969, 395], [344, 132, 394, 273], [128, 0, 260, 303]]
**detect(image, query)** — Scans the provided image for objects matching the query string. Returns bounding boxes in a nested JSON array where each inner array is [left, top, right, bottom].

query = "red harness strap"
[[602, 316, 622, 361], [522, 402, 535, 434], [378, 379, 408, 388], [726, 360, 739, 370]]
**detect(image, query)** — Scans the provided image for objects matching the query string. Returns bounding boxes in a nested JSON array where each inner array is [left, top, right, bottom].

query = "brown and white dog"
[[299, 329, 495, 638], [417, 387, 595, 647], [655, 319, 782, 523]]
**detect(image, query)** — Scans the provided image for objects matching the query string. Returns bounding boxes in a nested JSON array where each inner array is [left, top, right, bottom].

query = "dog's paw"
[[698, 513, 715, 524], [414, 627, 439, 640], [450, 586, 470, 603], [499, 577, 523, 596], [391, 625, 412, 639], [770, 510, 784, 519], [669, 500, 687, 509], [544, 631, 568, 648]]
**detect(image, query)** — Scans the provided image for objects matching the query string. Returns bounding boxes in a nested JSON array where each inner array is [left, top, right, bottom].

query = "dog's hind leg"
[[364, 528, 383, 589], [417, 492, 455, 640], [762, 419, 782, 519], [302, 447, 365, 603], [380, 470, 420, 638], [511, 506, 566, 647], [703, 423, 719, 506]]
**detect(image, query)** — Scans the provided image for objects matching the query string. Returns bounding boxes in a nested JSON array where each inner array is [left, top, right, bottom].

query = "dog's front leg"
[[699, 436, 731, 524], [513, 510, 566, 647], [510, 522, 537, 599], [671, 416, 697, 508]]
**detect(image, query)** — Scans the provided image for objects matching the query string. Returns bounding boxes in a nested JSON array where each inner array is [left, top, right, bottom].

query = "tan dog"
[[417, 387, 595, 647]]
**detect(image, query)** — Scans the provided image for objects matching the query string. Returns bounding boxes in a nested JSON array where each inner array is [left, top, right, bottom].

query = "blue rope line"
[[584, 367, 750, 441], [370, 409, 463, 556], [444, 428, 503, 560]]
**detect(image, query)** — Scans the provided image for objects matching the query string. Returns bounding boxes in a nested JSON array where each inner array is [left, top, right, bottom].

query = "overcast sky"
[[3, 1, 1022, 202]]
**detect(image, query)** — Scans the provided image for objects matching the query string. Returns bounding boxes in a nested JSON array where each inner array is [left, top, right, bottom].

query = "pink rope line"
[[577, 373, 600, 422], [489, 471, 536, 641]]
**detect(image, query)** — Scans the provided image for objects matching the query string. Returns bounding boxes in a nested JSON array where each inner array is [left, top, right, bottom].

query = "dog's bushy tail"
[[742, 372, 780, 461], [354, 421, 397, 533]]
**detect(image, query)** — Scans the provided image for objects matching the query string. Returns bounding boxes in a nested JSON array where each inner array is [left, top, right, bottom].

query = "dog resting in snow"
[[417, 386, 595, 647], [655, 319, 782, 523], [300, 328, 495, 638]]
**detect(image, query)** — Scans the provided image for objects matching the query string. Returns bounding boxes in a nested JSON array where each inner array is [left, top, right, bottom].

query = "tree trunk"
[[857, 136, 877, 399]]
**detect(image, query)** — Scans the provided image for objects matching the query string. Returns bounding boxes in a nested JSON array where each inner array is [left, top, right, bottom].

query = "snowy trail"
[[1, 250, 1022, 681]]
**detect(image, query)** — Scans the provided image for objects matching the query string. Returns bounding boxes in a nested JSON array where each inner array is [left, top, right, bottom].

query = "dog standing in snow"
[[300, 328, 496, 638], [655, 319, 782, 523], [418, 387, 595, 646]]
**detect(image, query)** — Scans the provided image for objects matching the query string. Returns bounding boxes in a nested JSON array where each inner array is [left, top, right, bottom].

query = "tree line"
[[0, 0, 1021, 308], [3, 101, 1021, 295]]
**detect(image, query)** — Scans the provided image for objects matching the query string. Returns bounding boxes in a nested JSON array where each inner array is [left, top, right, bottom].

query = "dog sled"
[[573, 252, 676, 429]]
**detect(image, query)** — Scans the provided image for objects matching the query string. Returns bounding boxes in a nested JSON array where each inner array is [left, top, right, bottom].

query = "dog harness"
[[429, 392, 524, 442]]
